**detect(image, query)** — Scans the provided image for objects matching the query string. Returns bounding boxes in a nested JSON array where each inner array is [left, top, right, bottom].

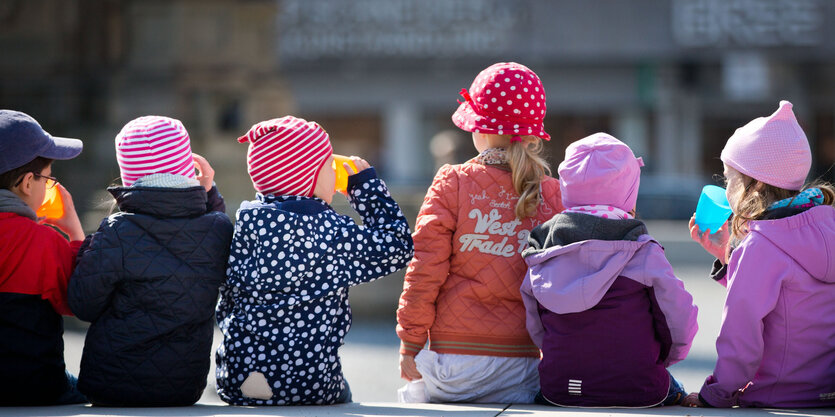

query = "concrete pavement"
[[5, 401, 835, 416]]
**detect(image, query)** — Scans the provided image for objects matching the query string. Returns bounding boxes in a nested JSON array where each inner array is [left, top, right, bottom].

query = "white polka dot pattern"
[[452, 62, 550, 140], [215, 172, 413, 405]]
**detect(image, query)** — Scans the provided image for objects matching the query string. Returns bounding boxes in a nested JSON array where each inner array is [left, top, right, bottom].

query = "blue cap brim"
[[39, 135, 83, 160]]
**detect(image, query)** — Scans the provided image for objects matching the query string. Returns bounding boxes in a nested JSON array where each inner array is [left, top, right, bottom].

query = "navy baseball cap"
[[0, 110, 83, 173]]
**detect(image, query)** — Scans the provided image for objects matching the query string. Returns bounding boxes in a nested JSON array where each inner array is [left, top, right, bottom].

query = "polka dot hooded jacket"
[[215, 168, 413, 405]]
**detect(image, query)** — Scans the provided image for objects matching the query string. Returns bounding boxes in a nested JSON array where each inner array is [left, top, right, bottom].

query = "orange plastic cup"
[[37, 184, 64, 219], [333, 154, 358, 193]]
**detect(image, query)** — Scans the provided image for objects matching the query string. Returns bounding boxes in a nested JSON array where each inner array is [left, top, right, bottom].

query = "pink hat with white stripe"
[[721, 100, 811, 191], [237, 116, 333, 197], [115, 116, 196, 187]]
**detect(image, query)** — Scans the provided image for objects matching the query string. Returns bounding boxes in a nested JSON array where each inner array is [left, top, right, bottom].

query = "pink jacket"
[[700, 205, 835, 408]]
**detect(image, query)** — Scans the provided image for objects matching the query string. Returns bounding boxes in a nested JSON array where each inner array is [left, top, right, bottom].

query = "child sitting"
[[521, 133, 698, 407], [0, 110, 86, 405], [68, 116, 233, 406], [684, 101, 835, 408], [215, 116, 413, 405]]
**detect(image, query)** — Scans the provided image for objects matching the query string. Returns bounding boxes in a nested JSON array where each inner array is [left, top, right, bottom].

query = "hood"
[[108, 186, 208, 218], [748, 205, 835, 283], [0, 189, 36, 220], [523, 213, 656, 313]]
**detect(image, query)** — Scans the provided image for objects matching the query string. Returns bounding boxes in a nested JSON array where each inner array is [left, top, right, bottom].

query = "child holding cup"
[[685, 101, 835, 408], [215, 116, 413, 405]]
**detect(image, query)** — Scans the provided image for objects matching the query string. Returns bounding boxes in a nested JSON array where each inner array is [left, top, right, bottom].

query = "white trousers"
[[398, 350, 539, 403]]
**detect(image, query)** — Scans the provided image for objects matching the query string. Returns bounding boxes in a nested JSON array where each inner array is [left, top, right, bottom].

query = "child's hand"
[[344, 156, 370, 176], [399, 353, 423, 381], [680, 392, 705, 407], [42, 184, 84, 242], [688, 215, 730, 263], [192, 153, 215, 192]]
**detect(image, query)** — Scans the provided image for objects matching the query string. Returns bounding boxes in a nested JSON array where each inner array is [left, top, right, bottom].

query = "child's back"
[[690, 101, 835, 408], [522, 133, 698, 407], [68, 116, 233, 406], [397, 62, 563, 404], [215, 117, 413, 405], [703, 203, 835, 407]]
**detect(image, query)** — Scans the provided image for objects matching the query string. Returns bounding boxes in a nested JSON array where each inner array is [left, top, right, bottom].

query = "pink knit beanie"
[[115, 116, 196, 187], [558, 133, 644, 212], [237, 116, 333, 197], [721, 100, 811, 190]]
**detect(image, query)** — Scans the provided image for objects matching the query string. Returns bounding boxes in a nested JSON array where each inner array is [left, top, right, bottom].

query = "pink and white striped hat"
[[115, 116, 196, 187], [237, 116, 333, 197]]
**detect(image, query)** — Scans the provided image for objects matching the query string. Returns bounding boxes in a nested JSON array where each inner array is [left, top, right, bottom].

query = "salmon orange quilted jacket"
[[397, 160, 563, 357]]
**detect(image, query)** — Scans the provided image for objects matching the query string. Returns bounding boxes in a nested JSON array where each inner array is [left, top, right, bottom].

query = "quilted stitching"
[[68, 187, 233, 406], [398, 162, 563, 356]]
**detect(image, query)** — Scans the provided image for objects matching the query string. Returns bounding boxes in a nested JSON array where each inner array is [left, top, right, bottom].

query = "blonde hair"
[[729, 174, 835, 241], [506, 136, 551, 219]]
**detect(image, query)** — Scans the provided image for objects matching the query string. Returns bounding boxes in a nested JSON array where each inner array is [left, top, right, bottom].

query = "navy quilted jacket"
[[215, 169, 413, 405], [68, 185, 233, 406]]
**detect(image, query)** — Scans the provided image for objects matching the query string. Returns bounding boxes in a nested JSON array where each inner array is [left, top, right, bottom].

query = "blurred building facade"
[[278, 0, 835, 217], [1, 0, 835, 220], [0, 0, 292, 218]]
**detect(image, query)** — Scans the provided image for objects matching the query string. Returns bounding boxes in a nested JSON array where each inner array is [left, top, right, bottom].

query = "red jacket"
[[0, 212, 82, 404], [0, 213, 81, 314], [397, 161, 563, 357]]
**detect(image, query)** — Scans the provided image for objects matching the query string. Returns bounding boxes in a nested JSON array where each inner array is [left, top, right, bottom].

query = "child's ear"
[[12, 172, 35, 197]]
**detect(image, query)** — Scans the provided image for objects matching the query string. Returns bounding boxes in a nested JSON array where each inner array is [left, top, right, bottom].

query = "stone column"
[[654, 68, 679, 177], [614, 109, 650, 164], [382, 101, 425, 185]]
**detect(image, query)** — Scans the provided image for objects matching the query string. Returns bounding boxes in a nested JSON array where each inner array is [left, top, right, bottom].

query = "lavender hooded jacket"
[[521, 213, 698, 407], [699, 205, 835, 408]]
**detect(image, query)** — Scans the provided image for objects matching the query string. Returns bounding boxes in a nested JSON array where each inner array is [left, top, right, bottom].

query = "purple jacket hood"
[[748, 205, 835, 283], [524, 234, 662, 313]]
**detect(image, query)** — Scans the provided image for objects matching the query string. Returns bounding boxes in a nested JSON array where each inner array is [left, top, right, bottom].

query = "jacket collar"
[[525, 212, 647, 256], [108, 186, 207, 217], [244, 194, 332, 216]]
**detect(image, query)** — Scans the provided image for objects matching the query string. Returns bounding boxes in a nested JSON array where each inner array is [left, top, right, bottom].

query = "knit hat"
[[452, 62, 550, 141], [558, 133, 644, 212], [115, 116, 196, 187], [237, 116, 333, 197], [720, 100, 811, 191]]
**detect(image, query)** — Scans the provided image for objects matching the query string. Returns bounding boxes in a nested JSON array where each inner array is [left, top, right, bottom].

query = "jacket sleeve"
[[699, 235, 786, 408], [396, 165, 458, 356], [206, 184, 226, 214], [328, 168, 414, 287], [68, 219, 124, 322], [637, 240, 699, 367], [40, 229, 83, 316], [520, 271, 545, 349]]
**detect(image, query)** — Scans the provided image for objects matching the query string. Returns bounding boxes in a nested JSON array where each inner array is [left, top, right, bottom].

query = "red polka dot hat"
[[452, 62, 550, 141]]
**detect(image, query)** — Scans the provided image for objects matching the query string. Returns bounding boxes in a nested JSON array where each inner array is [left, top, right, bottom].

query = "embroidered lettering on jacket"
[[458, 208, 528, 257]]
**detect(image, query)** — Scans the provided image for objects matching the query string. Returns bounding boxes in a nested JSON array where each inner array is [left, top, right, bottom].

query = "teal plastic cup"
[[695, 185, 732, 234]]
